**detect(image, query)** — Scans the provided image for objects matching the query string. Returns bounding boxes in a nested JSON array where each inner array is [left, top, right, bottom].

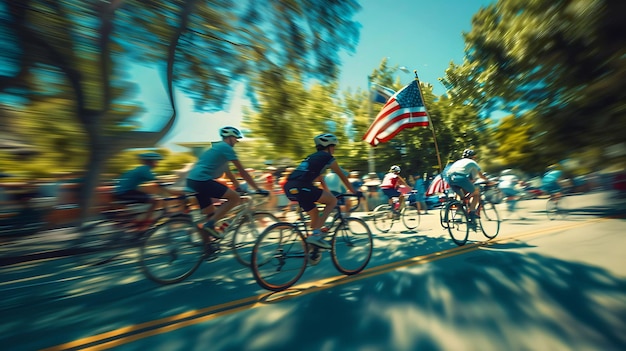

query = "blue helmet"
[[138, 152, 163, 161]]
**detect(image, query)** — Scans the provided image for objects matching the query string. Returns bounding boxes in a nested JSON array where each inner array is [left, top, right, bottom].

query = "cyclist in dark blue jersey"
[[283, 133, 356, 249]]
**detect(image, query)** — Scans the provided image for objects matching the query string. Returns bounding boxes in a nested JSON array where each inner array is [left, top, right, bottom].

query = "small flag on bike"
[[363, 79, 429, 146]]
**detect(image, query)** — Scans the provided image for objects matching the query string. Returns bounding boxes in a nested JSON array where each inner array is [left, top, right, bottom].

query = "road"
[[1, 191, 625, 351]]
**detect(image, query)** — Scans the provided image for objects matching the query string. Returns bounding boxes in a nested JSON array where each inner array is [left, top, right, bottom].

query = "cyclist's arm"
[[230, 159, 261, 191], [397, 176, 411, 190]]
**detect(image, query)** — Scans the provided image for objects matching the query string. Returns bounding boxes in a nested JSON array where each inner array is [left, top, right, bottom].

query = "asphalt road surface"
[[1, 191, 625, 351]]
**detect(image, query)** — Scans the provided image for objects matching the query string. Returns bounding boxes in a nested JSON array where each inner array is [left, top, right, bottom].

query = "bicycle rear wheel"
[[444, 201, 469, 246], [401, 203, 420, 230], [546, 197, 567, 220], [331, 217, 373, 275], [478, 202, 500, 239], [74, 218, 132, 267], [139, 217, 206, 285], [251, 222, 308, 291], [372, 204, 394, 233], [231, 211, 279, 267]]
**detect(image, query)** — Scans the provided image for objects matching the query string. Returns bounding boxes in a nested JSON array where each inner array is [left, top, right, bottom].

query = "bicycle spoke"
[[401, 204, 420, 231], [372, 204, 393, 233], [140, 217, 205, 285], [445, 202, 469, 246], [331, 217, 373, 275], [478, 202, 500, 239], [251, 223, 308, 291]]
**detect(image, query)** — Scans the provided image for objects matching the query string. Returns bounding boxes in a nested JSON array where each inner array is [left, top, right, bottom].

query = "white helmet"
[[314, 133, 338, 147], [390, 165, 401, 173], [220, 126, 243, 139]]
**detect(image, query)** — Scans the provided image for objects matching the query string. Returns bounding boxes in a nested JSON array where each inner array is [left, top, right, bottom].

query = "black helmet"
[[462, 149, 476, 158]]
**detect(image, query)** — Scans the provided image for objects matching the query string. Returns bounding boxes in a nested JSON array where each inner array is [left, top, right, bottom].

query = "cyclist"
[[541, 164, 563, 199], [445, 149, 490, 227], [379, 165, 411, 216], [186, 126, 268, 239], [498, 169, 525, 220], [113, 152, 178, 230], [283, 133, 356, 249]]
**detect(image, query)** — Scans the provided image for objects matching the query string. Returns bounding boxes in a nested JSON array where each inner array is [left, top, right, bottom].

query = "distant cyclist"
[[379, 165, 411, 214], [186, 126, 268, 239], [113, 152, 178, 229], [445, 149, 490, 226], [541, 164, 563, 198], [283, 133, 356, 250]]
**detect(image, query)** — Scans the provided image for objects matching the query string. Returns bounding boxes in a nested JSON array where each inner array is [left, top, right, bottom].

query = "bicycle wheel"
[[444, 201, 469, 246], [251, 222, 308, 291], [74, 218, 130, 267], [231, 212, 279, 267], [372, 204, 394, 233], [139, 217, 206, 285], [546, 198, 558, 220], [478, 202, 500, 239], [439, 204, 449, 228], [331, 217, 373, 275], [401, 203, 420, 230]]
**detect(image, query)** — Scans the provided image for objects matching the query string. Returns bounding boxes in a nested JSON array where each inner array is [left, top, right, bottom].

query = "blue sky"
[[146, 0, 495, 151]]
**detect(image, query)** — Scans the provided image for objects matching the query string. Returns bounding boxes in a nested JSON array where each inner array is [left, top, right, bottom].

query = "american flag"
[[363, 80, 429, 146]]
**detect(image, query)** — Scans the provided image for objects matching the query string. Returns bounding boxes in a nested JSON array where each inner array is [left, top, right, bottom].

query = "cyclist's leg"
[[312, 190, 336, 231]]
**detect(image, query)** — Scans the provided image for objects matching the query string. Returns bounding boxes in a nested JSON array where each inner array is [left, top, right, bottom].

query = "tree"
[[441, 0, 626, 166], [0, 0, 361, 219]]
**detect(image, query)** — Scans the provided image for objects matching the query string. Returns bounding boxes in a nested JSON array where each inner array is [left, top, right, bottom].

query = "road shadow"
[[2, 216, 625, 350]]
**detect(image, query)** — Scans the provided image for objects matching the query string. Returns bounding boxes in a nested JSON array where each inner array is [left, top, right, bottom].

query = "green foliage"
[[442, 0, 626, 169]]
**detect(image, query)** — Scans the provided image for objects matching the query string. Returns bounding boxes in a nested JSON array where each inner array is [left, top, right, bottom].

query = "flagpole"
[[367, 75, 375, 174], [413, 70, 443, 174]]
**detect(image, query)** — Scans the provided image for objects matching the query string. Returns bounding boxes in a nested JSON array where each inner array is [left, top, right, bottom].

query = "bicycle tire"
[[372, 204, 394, 233], [546, 198, 558, 220], [444, 201, 469, 246], [401, 203, 421, 230], [231, 211, 279, 267], [439, 204, 449, 229], [74, 218, 131, 267], [331, 217, 373, 275], [478, 202, 500, 239], [251, 222, 308, 291], [139, 217, 206, 285]]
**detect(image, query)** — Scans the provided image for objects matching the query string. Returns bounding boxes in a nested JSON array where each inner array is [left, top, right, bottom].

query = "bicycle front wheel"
[[139, 217, 206, 285], [251, 223, 308, 291], [331, 217, 373, 275], [372, 204, 394, 233], [546, 198, 558, 220], [401, 203, 420, 230], [478, 202, 500, 239], [444, 201, 469, 246], [231, 211, 279, 267]]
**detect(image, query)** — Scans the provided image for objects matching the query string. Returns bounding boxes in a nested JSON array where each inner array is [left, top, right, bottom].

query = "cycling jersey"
[[287, 151, 334, 184], [187, 141, 238, 181]]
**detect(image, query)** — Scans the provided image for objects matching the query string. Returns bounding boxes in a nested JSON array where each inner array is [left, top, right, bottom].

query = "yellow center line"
[[41, 216, 606, 351]]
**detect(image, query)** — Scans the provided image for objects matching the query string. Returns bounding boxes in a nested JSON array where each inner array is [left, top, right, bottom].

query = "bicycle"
[[139, 191, 276, 285], [546, 192, 568, 220], [72, 192, 194, 267], [441, 181, 501, 246], [250, 193, 373, 292], [370, 190, 420, 233]]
